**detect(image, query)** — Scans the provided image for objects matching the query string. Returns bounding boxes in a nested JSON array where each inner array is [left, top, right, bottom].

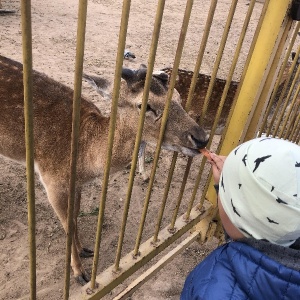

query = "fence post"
[[20, 1, 36, 299]]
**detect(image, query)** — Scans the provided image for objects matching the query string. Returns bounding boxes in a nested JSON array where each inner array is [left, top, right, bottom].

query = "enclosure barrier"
[[16, 0, 299, 299], [20, 1, 36, 299]]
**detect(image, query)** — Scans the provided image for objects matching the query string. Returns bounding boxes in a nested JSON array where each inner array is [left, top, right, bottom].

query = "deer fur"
[[0, 55, 208, 284]]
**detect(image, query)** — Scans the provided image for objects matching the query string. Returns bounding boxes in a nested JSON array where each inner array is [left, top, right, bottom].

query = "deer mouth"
[[159, 134, 209, 157], [161, 143, 202, 157]]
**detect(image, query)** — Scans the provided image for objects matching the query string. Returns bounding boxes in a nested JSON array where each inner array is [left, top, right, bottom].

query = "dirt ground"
[[0, 1, 283, 299]]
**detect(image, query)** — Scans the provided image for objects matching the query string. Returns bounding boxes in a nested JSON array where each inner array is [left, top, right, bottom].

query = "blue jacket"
[[181, 241, 300, 300]]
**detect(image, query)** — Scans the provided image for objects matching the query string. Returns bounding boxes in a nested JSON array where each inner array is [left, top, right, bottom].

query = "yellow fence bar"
[[204, 0, 291, 206], [185, 0, 218, 111], [211, 0, 256, 139], [21, 0, 36, 299], [266, 46, 300, 137], [278, 67, 300, 137], [64, 0, 88, 299], [199, 0, 238, 128], [114, 0, 166, 271], [255, 22, 299, 138], [169, 158, 193, 230], [199, 0, 259, 210], [168, 0, 240, 230], [90, 0, 131, 289], [273, 47, 300, 137], [245, 16, 293, 140], [291, 113, 300, 143], [133, 0, 194, 257], [218, 0, 291, 154], [162, 0, 218, 224], [179, 0, 219, 220], [114, 230, 202, 300], [153, 154, 178, 243], [281, 84, 300, 139], [197, 0, 259, 209]]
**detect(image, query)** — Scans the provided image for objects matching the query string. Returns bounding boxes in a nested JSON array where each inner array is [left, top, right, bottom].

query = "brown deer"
[[0, 55, 208, 284]]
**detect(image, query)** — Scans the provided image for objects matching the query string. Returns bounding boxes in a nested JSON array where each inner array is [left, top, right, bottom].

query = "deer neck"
[[109, 113, 137, 172], [80, 111, 137, 178]]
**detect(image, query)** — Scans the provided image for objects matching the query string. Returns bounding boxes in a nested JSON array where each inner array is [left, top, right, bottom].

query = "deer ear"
[[121, 67, 147, 86]]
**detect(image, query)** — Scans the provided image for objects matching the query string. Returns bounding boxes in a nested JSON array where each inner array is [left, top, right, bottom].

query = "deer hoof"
[[75, 272, 91, 285], [80, 248, 94, 258]]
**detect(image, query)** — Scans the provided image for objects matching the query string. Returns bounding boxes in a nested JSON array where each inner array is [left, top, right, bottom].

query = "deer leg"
[[73, 190, 94, 258], [43, 181, 90, 285], [138, 141, 149, 182]]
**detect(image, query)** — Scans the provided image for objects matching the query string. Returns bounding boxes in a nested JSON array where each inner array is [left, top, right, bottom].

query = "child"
[[181, 137, 300, 299]]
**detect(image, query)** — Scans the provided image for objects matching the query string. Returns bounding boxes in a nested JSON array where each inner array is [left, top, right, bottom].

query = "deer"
[[0, 55, 209, 285]]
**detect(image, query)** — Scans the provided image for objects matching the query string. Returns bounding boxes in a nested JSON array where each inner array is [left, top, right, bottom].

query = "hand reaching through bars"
[[199, 148, 226, 184]]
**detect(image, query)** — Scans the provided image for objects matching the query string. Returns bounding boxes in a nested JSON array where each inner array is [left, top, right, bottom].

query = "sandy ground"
[[0, 0, 289, 299]]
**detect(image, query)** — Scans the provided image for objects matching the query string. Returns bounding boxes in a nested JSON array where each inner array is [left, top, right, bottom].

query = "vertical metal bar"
[[291, 114, 300, 143], [259, 23, 300, 136], [185, 0, 218, 111], [179, 0, 239, 214], [185, 158, 207, 219], [133, 0, 194, 257], [169, 157, 193, 230], [153, 0, 218, 239], [211, 0, 256, 138], [114, 0, 165, 271], [233, 0, 283, 141], [91, 0, 131, 289], [188, 0, 245, 212], [64, 0, 88, 299], [177, 0, 218, 220], [266, 44, 300, 137], [283, 86, 300, 139], [278, 70, 300, 138], [152, 0, 217, 240], [273, 47, 300, 137], [20, 1, 36, 299], [223, 0, 274, 141], [205, 0, 271, 206], [153, 153, 178, 243], [287, 97, 300, 140], [198, 0, 238, 127], [217, 0, 291, 153]]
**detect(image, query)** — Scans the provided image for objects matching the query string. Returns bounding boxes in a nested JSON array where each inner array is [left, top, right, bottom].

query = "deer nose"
[[190, 134, 209, 149]]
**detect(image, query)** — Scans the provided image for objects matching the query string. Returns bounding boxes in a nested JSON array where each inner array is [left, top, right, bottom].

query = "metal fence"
[[9, 0, 300, 299]]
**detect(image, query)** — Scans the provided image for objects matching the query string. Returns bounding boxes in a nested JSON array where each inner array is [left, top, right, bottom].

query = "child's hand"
[[209, 153, 227, 184]]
